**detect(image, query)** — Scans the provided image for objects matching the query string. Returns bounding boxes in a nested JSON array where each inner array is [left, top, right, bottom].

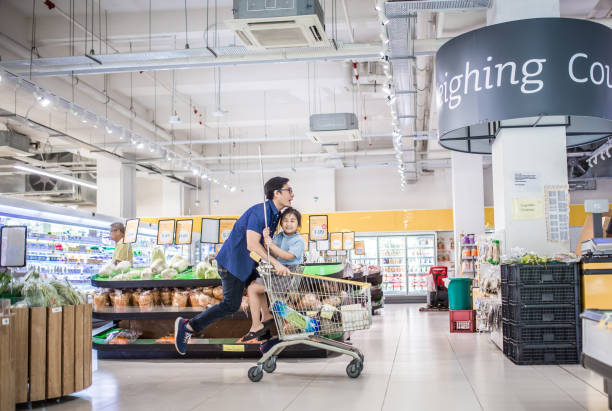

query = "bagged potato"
[[150, 289, 161, 306], [189, 290, 202, 308], [299, 293, 321, 311], [212, 286, 223, 300], [160, 288, 172, 306], [198, 293, 214, 307], [138, 291, 154, 312], [93, 291, 109, 309], [172, 290, 189, 308], [202, 286, 214, 297]]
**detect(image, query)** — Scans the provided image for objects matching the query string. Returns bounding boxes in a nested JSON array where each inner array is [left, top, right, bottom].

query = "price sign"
[[309, 215, 328, 241], [157, 219, 175, 245], [175, 220, 194, 245], [354, 240, 365, 255], [330, 232, 343, 251], [124, 219, 139, 244], [219, 219, 237, 243], [201, 218, 220, 244], [342, 232, 355, 250]]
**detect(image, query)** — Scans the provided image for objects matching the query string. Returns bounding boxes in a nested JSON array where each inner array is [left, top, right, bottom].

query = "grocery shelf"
[[93, 306, 247, 321], [93, 337, 334, 359], [461, 244, 478, 247], [92, 277, 222, 289]]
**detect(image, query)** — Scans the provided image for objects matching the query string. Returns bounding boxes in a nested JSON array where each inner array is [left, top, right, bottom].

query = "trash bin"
[[448, 278, 473, 310]]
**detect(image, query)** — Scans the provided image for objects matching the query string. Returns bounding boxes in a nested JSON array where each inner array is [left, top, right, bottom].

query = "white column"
[[451, 151, 485, 277], [488, 0, 569, 255], [95, 155, 136, 219], [160, 178, 184, 216]]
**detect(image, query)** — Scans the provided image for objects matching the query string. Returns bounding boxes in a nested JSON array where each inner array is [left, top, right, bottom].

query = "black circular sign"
[[435, 18, 612, 154]]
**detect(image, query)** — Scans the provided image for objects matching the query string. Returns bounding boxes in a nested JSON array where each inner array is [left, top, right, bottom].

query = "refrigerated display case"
[[351, 233, 436, 296], [0, 196, 164, 285]]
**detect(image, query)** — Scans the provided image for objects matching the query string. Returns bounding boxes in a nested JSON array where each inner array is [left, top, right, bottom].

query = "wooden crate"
[[0, 314, 15, 411], [6, 304, 93, 404]]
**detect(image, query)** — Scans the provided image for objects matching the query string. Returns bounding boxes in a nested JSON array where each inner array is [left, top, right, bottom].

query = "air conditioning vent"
[[227, 0, 330, 50], [307, 113, 361, 144]]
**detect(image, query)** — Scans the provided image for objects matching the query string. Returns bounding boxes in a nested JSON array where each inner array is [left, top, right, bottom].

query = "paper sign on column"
[[512, 198, 544, 220], [124, 219, 139, 244], [513, 171, 541, 193], [545, 187, 570, 243]]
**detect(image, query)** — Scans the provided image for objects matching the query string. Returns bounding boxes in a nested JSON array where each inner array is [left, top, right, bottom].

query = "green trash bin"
[[448, 278, 473, 310]]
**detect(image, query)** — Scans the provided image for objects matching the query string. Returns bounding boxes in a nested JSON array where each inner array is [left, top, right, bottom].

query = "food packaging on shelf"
[[160, 288, 172, 306], [172, 289, 189, 307], [138, 291, 154, 312]]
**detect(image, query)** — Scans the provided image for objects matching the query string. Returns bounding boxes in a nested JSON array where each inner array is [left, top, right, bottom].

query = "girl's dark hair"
[[280, 207, 302, 228]]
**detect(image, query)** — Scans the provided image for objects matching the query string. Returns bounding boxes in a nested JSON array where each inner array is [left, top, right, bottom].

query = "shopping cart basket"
[[247, 264, 372, 382]]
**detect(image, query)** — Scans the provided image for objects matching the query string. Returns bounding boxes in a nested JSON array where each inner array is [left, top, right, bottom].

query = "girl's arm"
[[263, 229, 296, 261]]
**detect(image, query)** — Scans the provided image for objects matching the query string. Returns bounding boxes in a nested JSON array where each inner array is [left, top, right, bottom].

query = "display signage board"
[[201, 218, 220, 244], [342, 232, 355, 250], [316, 240, 329, 251], [309, 215, 328, 241], [219, 219, 237, 243], [175, 219, 194, 245], [300, 233, 309, 251], [157, 219, 175, 245], [124, 218, 139, 244], [354, 240, 365, 256], [330, 232, 343, 251], [435, 18, 612, 154], [0, 225, 27, 267]]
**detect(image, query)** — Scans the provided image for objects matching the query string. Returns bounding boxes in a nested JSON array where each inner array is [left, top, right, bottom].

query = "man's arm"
[[246, 230, 290, 275]]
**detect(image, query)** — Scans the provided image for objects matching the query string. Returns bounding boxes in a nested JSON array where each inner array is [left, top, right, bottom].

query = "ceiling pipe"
[[0, 32, 190, 158], [340, 0, 356, 43], [188, 148, 412, 163]]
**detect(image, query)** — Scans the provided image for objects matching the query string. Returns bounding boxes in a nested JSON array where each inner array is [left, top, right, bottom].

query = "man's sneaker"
[[174, 317, 193, 355]]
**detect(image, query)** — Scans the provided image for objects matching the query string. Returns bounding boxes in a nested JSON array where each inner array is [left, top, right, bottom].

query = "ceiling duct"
[[307, 113, 361, 144], [0, 130, 32, 157], [226, 0, 331, 50], [385, 0, 491, 14]]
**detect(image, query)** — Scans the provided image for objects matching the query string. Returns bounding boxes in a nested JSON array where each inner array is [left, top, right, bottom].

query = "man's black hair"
[[280, 207, 302, 228], [264, 177, 289, 200]]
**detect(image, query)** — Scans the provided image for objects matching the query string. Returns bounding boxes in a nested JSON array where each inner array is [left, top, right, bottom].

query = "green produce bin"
[[448, 278, 473, 310], [302, 263, 344, 277]]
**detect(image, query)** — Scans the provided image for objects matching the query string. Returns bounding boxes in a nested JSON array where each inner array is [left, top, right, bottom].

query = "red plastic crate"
[[449, 310, 476, 333]]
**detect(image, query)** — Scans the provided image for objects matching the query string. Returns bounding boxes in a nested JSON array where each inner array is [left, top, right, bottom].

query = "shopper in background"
[[174, 177, 294, 355], [238, 207, 305, 343], [110, 222, 133, 265]]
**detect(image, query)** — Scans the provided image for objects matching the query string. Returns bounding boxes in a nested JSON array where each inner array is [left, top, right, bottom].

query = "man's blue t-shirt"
[[216, 200, 280, 282], [272, 232, 305, 266]]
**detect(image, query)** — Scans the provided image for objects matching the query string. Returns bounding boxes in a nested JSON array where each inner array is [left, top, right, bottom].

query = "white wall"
[[335, 167, 452, 211]]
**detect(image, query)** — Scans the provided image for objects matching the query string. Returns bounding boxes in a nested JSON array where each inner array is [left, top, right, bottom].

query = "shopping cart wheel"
[[263, 356, 277, 373], [346, 359, 363, 378], [248, 366, 264, 382]]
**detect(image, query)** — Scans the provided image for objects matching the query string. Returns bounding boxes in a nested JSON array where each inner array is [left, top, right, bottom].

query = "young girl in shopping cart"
[[237, 207, 305, 344]]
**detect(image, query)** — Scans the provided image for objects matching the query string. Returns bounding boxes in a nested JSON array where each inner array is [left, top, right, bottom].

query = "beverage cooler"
[[351, 233, 436, 296]]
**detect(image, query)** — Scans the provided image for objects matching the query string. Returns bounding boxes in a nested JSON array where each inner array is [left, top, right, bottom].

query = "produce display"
[[92, 285, 248, 313], [1, 271, 87, 307]]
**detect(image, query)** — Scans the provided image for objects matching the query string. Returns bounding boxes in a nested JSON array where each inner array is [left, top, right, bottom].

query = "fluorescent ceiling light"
[[14, 164, 98, 190]]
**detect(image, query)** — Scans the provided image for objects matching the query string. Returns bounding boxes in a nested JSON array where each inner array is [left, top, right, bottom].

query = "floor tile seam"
[[558, 365, 607, 397], [530, 365, 590, 410], [281, 361, 332, 411], [446, 335, 485, 411], [380, 312, 406, 411]]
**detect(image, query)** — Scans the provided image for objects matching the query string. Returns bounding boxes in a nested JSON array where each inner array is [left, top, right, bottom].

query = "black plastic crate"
[[505, 284, 577, 305], [503, 338, 579, 365], [501, 263, 578, 286], [502, 321, 578, 344], [502, 303, 578, 324]]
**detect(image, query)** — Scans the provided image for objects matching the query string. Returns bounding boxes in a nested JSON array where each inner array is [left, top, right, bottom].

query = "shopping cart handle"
[[250, 251, 263, 263]]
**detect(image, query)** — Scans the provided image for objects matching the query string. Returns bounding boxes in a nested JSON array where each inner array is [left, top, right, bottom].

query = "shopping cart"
[[247, 264, 372, 382]]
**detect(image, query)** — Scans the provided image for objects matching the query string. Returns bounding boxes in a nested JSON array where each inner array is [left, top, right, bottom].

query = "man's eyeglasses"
[[278, 187, 293, 194]]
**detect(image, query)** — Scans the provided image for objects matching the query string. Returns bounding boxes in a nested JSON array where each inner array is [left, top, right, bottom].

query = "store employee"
[[110, 222, 133, 265]]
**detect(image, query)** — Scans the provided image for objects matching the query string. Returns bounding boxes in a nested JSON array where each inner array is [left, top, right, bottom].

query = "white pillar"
[[95, 155, 136, 219], [160, 178, 184, 216], [488, 0, 569, 255], [451, 151, 485, 277]]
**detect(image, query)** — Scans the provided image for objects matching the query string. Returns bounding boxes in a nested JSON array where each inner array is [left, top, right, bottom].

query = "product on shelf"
[[105, 329, 142, 345], [195, 261, 221, 279]]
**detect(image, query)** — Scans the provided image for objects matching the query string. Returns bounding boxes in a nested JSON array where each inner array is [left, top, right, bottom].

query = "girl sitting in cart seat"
[[238, 207, 305, 343]]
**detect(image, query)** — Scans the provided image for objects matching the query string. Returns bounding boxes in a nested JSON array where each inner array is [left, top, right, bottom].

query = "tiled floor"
[[28, 304, 609, 411]]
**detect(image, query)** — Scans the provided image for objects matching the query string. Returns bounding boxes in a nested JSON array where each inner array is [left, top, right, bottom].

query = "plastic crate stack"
[[501, 263, 581, 365]]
